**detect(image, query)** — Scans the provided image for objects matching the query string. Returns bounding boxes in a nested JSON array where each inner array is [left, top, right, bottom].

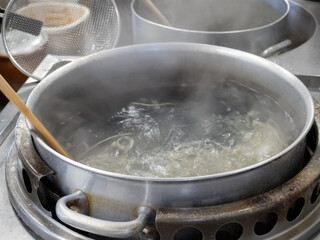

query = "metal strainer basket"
[[1, 0, 120, 80]]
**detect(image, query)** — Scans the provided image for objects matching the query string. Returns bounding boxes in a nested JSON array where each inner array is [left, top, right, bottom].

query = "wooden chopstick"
[[141, 0, 172, 26], [0, 74, 72, 159]]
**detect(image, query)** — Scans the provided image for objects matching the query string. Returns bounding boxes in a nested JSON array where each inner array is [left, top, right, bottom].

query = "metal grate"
[[2, 0, 120, 80]]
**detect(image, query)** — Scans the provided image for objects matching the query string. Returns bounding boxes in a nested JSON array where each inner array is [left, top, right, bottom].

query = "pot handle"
[[260, 39, 292, 58], [56, 190, 155, 238]]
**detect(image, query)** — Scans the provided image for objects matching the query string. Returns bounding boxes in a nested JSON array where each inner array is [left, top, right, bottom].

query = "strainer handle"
[[0, 7, 43, 36], [56, 190, 155, 238]]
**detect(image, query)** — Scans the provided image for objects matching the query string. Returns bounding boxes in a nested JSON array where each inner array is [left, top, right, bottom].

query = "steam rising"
[[131, 0, 288, 55], [60, 79, 298, 178], [137, 0, 283, 31]]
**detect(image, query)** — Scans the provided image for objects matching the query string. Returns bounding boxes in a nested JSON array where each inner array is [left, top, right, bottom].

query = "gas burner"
[[2, 0, 320, 239], [7, 115, 155, 240], [4, 102, 320, 240], [157, 105, 320, 240]]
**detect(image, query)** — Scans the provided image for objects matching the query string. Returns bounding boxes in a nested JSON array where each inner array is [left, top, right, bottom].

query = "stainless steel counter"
[[0, 82, 41, 240], [1, 0, 320, 239]]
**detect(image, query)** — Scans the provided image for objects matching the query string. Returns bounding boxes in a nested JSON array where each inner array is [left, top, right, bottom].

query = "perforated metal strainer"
[[2, 0, 120, 80]]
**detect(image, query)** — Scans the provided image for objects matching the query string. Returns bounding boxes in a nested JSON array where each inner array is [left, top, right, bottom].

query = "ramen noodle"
[[65, 82, 298, 178]]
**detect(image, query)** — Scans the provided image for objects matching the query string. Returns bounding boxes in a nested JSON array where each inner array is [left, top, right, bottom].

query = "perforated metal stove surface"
[[2, 0, 320, 239]]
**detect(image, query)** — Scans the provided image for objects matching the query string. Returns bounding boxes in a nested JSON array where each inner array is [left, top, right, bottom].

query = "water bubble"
[[67, 83, 297, 178]]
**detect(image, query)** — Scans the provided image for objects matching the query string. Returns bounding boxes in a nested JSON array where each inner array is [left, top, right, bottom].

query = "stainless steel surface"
[[1, 0, 320, 239], [0, 82, 36, 145], [26, 43, 313, 224], [5, 114, 154, 240], [156, 105, 320, 239], [56, 190, 154, 238], [260, 39, 292, 58], [132, 0, 290, 55], [0, 83, 43, 240], [1, 82, 320, 240], [132, 0, 319, 76], [270, 0, 320, 76], [6, 143, 90, 240]]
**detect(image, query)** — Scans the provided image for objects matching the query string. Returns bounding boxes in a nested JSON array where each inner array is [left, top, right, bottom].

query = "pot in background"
[[132, 0, 290, 55]]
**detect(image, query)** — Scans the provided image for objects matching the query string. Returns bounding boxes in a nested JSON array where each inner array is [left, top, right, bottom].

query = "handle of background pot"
[[260, 39, 292, 58], [56, 190, 155, 238]]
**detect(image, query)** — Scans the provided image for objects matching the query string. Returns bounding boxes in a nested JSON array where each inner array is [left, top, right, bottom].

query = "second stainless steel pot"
[[25, 43, 314, 237], [132, 0, 290, 55]]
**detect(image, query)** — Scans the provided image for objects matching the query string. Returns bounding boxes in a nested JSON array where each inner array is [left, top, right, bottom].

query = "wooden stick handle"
[[140, 0, 172, 26], [0, 74, 72, 159]]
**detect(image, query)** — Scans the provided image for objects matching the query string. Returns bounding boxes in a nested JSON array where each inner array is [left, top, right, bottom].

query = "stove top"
[[1, 0, 320, 239], [0, 83, 40, 240]]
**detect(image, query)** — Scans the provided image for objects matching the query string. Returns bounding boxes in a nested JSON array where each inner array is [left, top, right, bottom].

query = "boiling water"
[[64, 81, 298, 178]]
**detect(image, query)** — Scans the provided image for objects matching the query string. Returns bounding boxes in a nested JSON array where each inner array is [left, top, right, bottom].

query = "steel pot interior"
[[132, 0, 289, 32], [26, 42, 315, 177], [131, 0, 290, 55], [25, 43, 314, 215]]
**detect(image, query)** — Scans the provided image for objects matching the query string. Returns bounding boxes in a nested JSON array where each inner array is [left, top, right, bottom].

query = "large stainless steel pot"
[[26, 43, 314, 238], [132, 0, 290, 55]]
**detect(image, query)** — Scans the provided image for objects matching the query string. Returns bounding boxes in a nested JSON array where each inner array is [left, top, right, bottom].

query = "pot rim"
[[26, 42, 315, 182], [131, 0, 290, 34]]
